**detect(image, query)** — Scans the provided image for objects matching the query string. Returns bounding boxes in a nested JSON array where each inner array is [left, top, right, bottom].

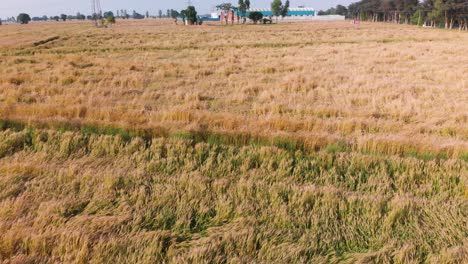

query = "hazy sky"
[[0, 1, 357, 18]]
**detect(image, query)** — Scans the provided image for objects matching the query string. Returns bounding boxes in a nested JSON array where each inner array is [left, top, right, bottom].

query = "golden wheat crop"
[[0, 20, 467, 158], [0, 19, 467, 263], [0, 129, 467, 263]]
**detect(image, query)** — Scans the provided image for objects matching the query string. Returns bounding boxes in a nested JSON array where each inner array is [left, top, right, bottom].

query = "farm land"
[[0, 20, 467, 263]]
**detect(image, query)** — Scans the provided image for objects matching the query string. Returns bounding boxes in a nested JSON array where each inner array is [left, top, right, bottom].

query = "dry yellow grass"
[[0, 20, 467, 158]]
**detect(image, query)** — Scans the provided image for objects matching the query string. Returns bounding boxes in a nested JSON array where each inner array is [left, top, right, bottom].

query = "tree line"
[[345, 0, 468, 29], [8, 12, 117, 25], [318, 5, 349, 16], [0, 8, 184, 25], [3, 1, 466, 30]]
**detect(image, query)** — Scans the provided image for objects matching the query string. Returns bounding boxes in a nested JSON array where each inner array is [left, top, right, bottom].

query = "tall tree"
[[402, 0, 419, 23], [271, 0, 283, 22], [281, 0, 290, 19], [103, 11, 114, 19], [347, 0, 467, 30], [239, 0, 248, 23], [336, 5, 348, 16], [180, 9, 186, 24], [180, 6, 197, 25], [171, 10, 180, 19], [455, 0, 468, 30], [442, 0, 465, 29]]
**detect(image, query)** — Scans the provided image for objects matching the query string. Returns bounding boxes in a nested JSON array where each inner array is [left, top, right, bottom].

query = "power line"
[[91, 0, 102, 27]]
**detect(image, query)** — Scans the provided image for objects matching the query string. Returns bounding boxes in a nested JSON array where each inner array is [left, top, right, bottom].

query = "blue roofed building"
[[246, 7, 316, 17], [202, 6, 327, 22]]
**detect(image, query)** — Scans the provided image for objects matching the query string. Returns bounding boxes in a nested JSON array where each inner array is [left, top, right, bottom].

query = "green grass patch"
[[272, 137, 302, 152], [170, 131, 194, 141], [407, 150, 449, 161], [326, 141, 348, 154], [0, 119, 465, 162], [460, 152, 468, 162], [0, 120, 26, 131]]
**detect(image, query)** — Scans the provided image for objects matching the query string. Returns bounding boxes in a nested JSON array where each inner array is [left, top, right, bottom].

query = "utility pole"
[[91, 0, 102, 27]]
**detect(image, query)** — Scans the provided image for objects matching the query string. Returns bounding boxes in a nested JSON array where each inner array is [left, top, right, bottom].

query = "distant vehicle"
[[262, 17, 273, 24]]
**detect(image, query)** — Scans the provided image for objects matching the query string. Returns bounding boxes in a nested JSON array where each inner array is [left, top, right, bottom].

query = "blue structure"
[[202, 7, 316, 22], [246, 7, 315, 17], [200, 17, 220, 21]]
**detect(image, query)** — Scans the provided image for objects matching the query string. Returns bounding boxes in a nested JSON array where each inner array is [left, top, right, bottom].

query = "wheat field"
[[0, 20, 467, 263]]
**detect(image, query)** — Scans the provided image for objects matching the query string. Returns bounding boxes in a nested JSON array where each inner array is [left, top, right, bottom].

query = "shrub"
[[105, 15, 116, 24], [249, 11, 263, 24], [17, 13, 31, 24]]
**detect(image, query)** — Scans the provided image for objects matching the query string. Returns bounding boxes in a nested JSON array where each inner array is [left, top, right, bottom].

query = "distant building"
[[201, 6, 321, 22], [246, 7, 316, 17]]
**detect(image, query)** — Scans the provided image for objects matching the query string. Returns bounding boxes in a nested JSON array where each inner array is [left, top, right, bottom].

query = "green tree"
[[60, 14, 67, 21], [103, 11, 114, 19], [411, 7, 423, 25], [76, 12, 86, 20], [245, 0, 251, 23], [17, 13, 31, 24], [402, 0, 419, 24], [248, 11, 263, 23], [429, 0, 445, 26], [455, 0, 468, 30], [239, 0, 247, 23], [171, 10, 180, 19], [335, 5, 348, 16], [185, 6, 198, 25], [180, 10, 187, 24], [103, 11, 115, 24], [281, 0, 290, 19], [271, 0, 283, 22], [132, 11, 145, 19]]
